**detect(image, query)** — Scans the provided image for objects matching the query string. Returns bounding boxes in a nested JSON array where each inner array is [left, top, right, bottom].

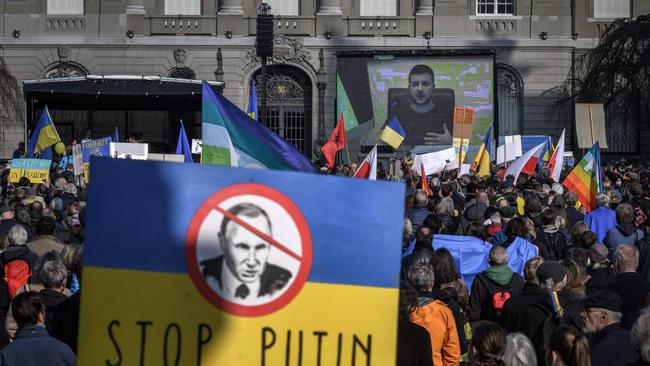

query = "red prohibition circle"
[[185, 183, 312, 317]]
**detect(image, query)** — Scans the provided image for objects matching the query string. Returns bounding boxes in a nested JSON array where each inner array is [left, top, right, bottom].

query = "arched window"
[[497, 65, 523, 136]]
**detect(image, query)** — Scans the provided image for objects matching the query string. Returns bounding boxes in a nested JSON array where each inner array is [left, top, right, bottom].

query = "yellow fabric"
[[472, 143, 491, 177], [380, 127, 405, 149], [35, 123, 61, 153], [516, 196, 525, 215]]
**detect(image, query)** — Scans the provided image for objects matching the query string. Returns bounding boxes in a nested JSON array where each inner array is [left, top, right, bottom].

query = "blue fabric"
[[175, 120, 193, 163], [603, 225, 644, 260], [27, 106, 57, 158], [70, 273, 80, 294], [0, 326, 76, 366], [114, 126, 119, 143], [404, 234, 538, 289], [585, 206, 617, 243], [246, 79, 258, 121]]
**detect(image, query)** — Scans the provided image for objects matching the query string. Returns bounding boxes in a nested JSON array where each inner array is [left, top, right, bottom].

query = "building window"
[[263, 0, 299, 16], [47, 0, 84, 15], [360, 0, 397, 16], [594, 0, 630, 19], [164, 0, 200, 15], [477, 0, 515, 16]]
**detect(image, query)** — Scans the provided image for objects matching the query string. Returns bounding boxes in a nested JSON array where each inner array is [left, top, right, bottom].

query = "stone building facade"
[[0, 0, 648, 160]]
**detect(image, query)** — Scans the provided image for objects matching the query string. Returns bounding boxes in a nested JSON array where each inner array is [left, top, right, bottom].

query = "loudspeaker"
[[256, 15, 274, 58]]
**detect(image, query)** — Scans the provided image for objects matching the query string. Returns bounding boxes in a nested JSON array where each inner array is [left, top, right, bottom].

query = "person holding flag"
[[27, 106, 61, 159]]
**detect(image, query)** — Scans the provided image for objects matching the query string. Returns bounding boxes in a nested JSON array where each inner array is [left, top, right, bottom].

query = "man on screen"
[[387, 64, 455, 146], [201, 203, 292, 302]]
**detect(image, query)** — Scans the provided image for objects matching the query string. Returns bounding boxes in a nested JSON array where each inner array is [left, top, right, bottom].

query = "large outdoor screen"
[[336, 55, 494, 153]]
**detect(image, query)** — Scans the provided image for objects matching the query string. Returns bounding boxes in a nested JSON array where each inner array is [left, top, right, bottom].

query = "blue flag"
[[175, 120, 193, 163], [246, 79, 258, 121]]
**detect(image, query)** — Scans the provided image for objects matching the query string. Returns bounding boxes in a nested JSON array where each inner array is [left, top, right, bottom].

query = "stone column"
[[415, 0, 433, 15], [218, 0, 243, 15], [317, 0, 342, 15], [126, 0, 145, 14]]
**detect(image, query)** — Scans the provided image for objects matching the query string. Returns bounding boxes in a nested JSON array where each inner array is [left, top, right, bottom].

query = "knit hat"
[[499, 206, 516, 220], [582, 289, 623, 312], [535, 261, 567, 284]]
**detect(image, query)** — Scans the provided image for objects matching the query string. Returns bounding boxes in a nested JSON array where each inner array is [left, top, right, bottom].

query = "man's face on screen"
[[408, 73, 434, 105]]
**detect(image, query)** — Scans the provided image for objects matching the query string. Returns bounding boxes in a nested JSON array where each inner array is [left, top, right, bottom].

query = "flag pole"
[[345, 140, 351, 165]]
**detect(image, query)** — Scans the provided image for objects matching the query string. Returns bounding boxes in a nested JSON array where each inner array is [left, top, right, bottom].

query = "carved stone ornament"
[[168, 49, 196, 79], [44, 47, 89, 79], [238, 35, 318, 85]]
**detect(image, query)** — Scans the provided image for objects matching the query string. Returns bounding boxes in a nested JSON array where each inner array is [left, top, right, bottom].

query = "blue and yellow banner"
[[81, 137, 112, 163], [79, 157, 404, 365], [9, 159, 51, 184]]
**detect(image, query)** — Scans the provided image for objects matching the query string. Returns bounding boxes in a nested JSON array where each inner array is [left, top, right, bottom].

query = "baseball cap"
[[502, 181, 514, 190], [536, 261, 567, 284]]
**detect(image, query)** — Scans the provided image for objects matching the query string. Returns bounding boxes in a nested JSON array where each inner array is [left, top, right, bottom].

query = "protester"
[[503, 332, 537, 366], [501, 256, 546, 332], [580, 289, 637, 366], [584, 193, 617, 244], [26, 217, 65, 256], [630, 307, 650, 366], [585, 244, 616, 293], [0, 292, 76, 365], [604, 245, 650, 329], [397, 275, 434, 366], [407, 263, 461, 366], [469, 321, 506, 366], [603, 203, 644, 259], [469, 246, 524, 324], [546, 327, 591, 366]]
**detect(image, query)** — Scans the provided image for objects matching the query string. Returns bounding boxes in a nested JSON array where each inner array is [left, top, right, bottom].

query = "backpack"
[[478, 274, 516, 320], [3, 260, 31, 299]]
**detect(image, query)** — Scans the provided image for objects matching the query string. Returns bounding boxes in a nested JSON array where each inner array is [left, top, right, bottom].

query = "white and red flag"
[[353, 145, 377, 180], [547, 129, 566, 182], [499, 142, 546, 183]]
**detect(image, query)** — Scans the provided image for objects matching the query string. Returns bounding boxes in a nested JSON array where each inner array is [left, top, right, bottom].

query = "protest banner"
[[72, 145, 84, 176], [9, 159, 51, 184], [59, 155, 73, 169], [110, 142, 148, 160], [412, 147, 459, 176], [452, 107, 475, 165], [81, 137, 112, 163], [191, 139, 203, 154], [78, 158, 404, 365]]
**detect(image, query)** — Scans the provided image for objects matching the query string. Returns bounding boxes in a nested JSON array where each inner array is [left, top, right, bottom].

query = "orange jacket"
[[410, 299, 461, 366]]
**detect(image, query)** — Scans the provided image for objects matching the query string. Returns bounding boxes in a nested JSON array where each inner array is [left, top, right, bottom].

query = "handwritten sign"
[[81, 137, 112, 163], [9, 159, 51, 184]]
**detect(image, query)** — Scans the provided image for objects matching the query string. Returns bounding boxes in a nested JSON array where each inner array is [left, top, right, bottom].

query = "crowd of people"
[[1, 150, 650, 365], [396, 158, 650, 366]]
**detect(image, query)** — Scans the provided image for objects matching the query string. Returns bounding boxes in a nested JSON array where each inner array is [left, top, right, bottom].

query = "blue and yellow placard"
[[78, 157, 404, 365], [81, 137, 112, 162], [9, 159, 51, 184]]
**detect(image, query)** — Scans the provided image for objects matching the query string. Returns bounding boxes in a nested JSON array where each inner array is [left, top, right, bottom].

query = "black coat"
[[38, 289, 68, 335], [468, 271, 524, 323], [397, 319, 434, 366], [0, 326, 76, 366], [566, 206, 585, 227], [591, 324, 638, 366], [585, 266, 616, 294], [501, 282, 547, 332], [604, 272, 650, 329], [51, 292, 80, 353]]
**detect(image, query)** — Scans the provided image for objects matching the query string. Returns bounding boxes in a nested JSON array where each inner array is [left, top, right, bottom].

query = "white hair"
[[595, 192, 610, 207], [8, 225, 28, 245], [504, 333, 537, 366], [632, 307, 650, 362]]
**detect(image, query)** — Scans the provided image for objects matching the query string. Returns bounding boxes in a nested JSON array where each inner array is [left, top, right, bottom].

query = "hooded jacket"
[[410, 297, 461, 366], [468, 264, 524, 322], [585, 205, 617, 244], [603, 224, 644, 259]]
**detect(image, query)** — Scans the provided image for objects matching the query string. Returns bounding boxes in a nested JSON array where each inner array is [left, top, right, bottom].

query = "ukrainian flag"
[[380, 116, 406, 149], [246, 79, 258, 121], [471, 126, 491, 177], [78, 158, 403, 365], [27, 106, 61, 158]]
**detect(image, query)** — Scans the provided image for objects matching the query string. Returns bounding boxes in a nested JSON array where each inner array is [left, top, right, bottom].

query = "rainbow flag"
[[201, 81, 317, 173], [471, 125, 491, 177], [27, 106, 61, 158], [78, 158, 403, 365], [380, 116, 406, 149], [563, 142, 602, 211]]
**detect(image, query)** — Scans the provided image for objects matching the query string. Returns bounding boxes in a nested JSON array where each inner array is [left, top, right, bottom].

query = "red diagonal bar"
[[215, 205, 301, 261]]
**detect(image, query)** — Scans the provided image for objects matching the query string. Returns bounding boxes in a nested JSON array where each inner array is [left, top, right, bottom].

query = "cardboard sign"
[[9, 159, 51, 184], [73, 145, 84, 176], [575, 103, 608, 149], [412, 147, 459, 176], [452, 107, 475, 164], [81, 137, 112, 163], [78, 158, 404, 365], [110, 142, 148, 160]]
